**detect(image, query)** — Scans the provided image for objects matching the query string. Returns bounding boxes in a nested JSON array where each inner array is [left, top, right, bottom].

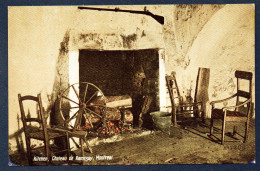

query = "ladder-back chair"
[[18, 94, 70, 165], [166, 72, 202, 127]]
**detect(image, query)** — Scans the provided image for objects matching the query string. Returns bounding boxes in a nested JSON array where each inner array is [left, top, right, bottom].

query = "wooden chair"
[[18, 94, 70, 165], [50, 126, 93, 165], [209, 70, 253, 144], [166, 72, 203, 127]]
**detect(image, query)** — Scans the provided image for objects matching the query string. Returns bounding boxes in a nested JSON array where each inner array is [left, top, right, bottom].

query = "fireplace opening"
[[79, 49, 160, 127]]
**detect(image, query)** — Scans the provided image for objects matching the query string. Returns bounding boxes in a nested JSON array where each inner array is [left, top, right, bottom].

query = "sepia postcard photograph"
[[8, 4, 255, 166]]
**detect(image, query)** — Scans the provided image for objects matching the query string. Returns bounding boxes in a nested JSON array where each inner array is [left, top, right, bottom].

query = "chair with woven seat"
[[209, 70, 253, 144], [166, 72, 203, 128], [18, 94, 70, 165]]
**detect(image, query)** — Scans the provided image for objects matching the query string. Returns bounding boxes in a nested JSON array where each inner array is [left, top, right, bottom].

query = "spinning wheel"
[[59, 82, 107, 131]]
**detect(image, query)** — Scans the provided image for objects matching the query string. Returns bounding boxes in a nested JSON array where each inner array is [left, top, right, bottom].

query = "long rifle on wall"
[[78, 6, 164, 25]]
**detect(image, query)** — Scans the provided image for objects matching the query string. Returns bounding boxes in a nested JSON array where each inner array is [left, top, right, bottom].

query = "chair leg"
[[80, 138, 85, 165], [66, 133, 70, 163], [173, 108, 177, 127], [26, 138, 33, 165], [221, 119, 226, 145], [210, 118, 214, 135], [201, 111, 205, 123], [84, 137, 93, 153], [244, 121, 250, 143], [233, 125, 237, 136], [45, 141, 51, 165]]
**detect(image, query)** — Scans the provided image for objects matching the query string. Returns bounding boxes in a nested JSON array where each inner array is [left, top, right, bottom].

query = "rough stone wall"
[[163, 5, 224, 70], [161, 4, 254, 118], [69, 26, 163, 51], [68, 5, 164, 51], [182, 4, 255, 117], [162, 4, 225, 110], [50, 31, 70, 126]]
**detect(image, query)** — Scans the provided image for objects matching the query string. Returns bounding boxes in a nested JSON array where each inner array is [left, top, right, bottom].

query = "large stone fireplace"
[[67, 48, 168, 127]]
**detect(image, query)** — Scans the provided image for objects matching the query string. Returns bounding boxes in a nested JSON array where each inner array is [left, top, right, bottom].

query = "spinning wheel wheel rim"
[[59, 82, 107, 130]]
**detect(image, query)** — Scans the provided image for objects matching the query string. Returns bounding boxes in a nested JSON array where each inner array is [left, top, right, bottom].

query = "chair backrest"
[[165, 73, 182, 111], [235, 70, 253, 100], [18, 94, 48, 139]]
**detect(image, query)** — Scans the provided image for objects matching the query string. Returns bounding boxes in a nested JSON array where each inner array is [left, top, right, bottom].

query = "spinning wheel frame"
[[59, 82, 107, 131]]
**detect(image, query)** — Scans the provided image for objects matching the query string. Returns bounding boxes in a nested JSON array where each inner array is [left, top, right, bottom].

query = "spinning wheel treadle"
[[59, 82, 107, 131]]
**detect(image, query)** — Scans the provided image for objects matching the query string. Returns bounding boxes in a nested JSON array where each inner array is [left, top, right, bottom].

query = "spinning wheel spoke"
[[68, 123, 75, 129], [85, 91, 99, 105], [70, 106, 79, 109], [62, 95, 79, 105], [85, 107, 102, 118], [83, 83, 89, 103], [66, 109, 80, 123], [72, 84, 82, 103], [64, 119, 75, 129]]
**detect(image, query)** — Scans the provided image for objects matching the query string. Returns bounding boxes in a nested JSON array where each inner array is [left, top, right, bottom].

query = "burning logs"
[[89, 95, 133, 122], [82, 95, 133, 134]]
